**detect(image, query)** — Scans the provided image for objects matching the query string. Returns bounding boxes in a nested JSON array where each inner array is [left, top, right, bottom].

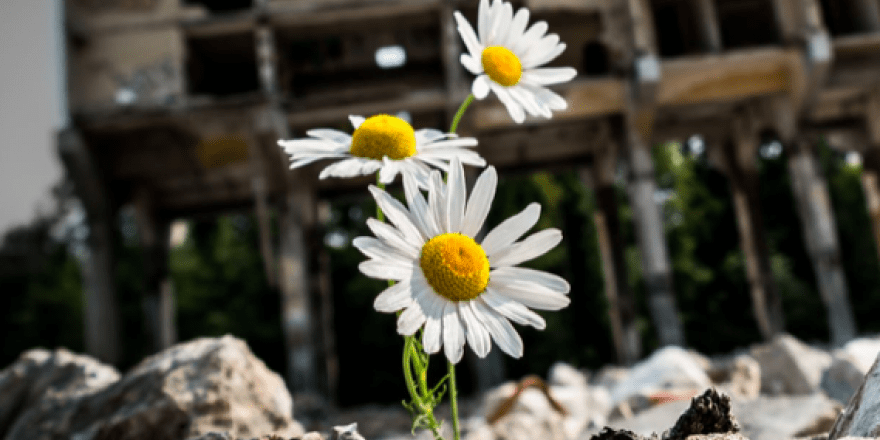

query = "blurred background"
[[2, 0, 880, 411]]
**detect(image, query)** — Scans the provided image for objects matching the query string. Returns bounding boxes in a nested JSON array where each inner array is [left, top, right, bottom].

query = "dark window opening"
[[183, 0, 253, 13], [186, 32, 259, 97], [582, 42, 610, 75], [276, 21, 445, 103], [651, 0, 706, 57], [820, 0, 876, 36], [716, 0, 780, 49]]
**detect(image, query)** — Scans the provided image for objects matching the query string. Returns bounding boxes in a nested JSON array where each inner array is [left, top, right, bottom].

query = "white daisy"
[[353, 157, 571, 363], [454, 0, 577, 123], [278, 114, 486, 186]]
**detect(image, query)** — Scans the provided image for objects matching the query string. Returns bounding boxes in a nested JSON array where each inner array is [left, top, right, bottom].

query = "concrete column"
[[279, 188, 319, 394], [133, 190, 176, 351], [720, 134, 785, 340], [579, 164, 641, 365], [58, 129, 121, 364], [862, 149, 880, 270], [787, 140, 857, 345], [624, 131, 685, 347]]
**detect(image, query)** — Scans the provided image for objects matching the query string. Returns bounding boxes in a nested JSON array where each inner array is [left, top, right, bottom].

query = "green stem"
[[449, 94, 475, 134], [448, 361, 460, 440]]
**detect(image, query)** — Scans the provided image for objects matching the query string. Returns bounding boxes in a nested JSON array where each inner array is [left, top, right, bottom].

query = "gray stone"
[[733, 393, 840, 440], [4, 335, 304, 440], [822, 356, 867, 405], [609, 346, 711, 410], [707, 355, 761, 400], [0, 348, 120, 439], [828, 353, 880, 440], [600, 392, 839, 440], [751, 334, 832, 395]]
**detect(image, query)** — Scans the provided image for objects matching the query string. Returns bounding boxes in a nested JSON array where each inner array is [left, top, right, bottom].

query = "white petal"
[[491, 266, 571, 294], [306, 128, 351, 144], [422, 297, 446, 355], [481, 202, 541, 256], [418, 149, 487, 168], [462, 166, 497, 237], [429, 171, 449, 232], [369, 185, 426, 245], [352, 236, 415, 263], [366, 218, 420, 258], [419, 137, 479, 150], [374, 279, 414, 313], [512, 21, 548, 55], [487, 277, 571, 310], [472, 75, 491, 100], [523, 42, 568, 69], [289, 153, 350, 169], [398, 303, 426, 336], [522, 67, 577, 85], [508, 86, 548, 118], [378, 158, 402, 184], [478, 0, 491, 44], [490, 228, 563, 267], [319, 158, 375, 180], [278, 138, 341, 152], [490, 83, 525, 123], [503, 7, 530, 49], [443, 305, 466, 363], [483, 288, 546, 329], [403, 172, 441, 238], [349, 115, 366, 129], [520, 34, 560, 68], [446, 157, 466, 233], [454, 11, 484, 59], [474, 299, 524, 358], [459, 301, 491, 357], [461, 53, 483, 75], [416, 128, 449, 144], [359, 259, 413, 281], [487, 1, 513, 46]]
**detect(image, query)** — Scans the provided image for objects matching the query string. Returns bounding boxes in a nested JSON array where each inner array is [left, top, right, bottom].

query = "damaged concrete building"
[[59, 0, 880, 403]]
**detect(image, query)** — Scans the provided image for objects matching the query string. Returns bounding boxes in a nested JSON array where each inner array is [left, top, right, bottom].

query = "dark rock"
[[665, 388, 739, 440], [590, 426, 651, 440]]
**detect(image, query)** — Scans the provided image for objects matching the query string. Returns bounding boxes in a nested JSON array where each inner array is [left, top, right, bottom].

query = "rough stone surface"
[[706, 355, 761, 400], [665, 389, 739, 440], [609, 346, 711, 411], [828, 353, 880, 440], [751, 334, 832, 395], [4, 335, 304, 440], [0, 347, 120, 439], [734, 393, 841, 440]]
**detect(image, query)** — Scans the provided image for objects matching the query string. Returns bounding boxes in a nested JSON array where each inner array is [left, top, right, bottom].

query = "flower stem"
[[449, 94, 475, 134], [448, 361, 461, 440]]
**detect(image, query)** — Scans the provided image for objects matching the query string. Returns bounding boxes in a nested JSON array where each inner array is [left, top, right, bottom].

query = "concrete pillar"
[[58, 129, 121, 364], [133, 189, 176, 351], [862, 149, 880, 271], [624, 129, 685, 347], [719, 132, 785, 340], [579, 163, 641, 365], [279, 187, 320, 394], [787, 139, 857, 346]]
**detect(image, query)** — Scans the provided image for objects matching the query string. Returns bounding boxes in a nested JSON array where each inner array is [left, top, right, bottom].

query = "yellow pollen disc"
[[481, 46, 523, 87], [420, 233, 490, 302], [350, 114, 417, 160]]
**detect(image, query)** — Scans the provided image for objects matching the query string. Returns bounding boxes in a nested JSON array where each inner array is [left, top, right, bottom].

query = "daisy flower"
[[353, 157, 571, 363], [454, 0, 577, 123], [278, 114, 486, 186]]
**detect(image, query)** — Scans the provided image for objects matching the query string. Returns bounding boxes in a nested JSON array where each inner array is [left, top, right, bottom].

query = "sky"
[[0, 0, 64, 233]]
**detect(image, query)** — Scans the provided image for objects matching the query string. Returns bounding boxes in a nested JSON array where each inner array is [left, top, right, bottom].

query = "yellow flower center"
[[420, 233, 490, 302], [349, 114, 417, 160], [481, 46, 523, 87]]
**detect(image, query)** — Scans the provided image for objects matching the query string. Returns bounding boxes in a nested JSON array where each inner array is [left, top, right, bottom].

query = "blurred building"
[[59, 0, 880, 404]]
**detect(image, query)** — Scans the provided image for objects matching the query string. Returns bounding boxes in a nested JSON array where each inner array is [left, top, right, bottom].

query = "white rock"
[[3, 336, 304, 440], [751, 334, 832, 395], [609, 346, 712, 408], [828, 352, 880, 439], [708, 355, 761, 400], [841, 338, 880, 373]]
